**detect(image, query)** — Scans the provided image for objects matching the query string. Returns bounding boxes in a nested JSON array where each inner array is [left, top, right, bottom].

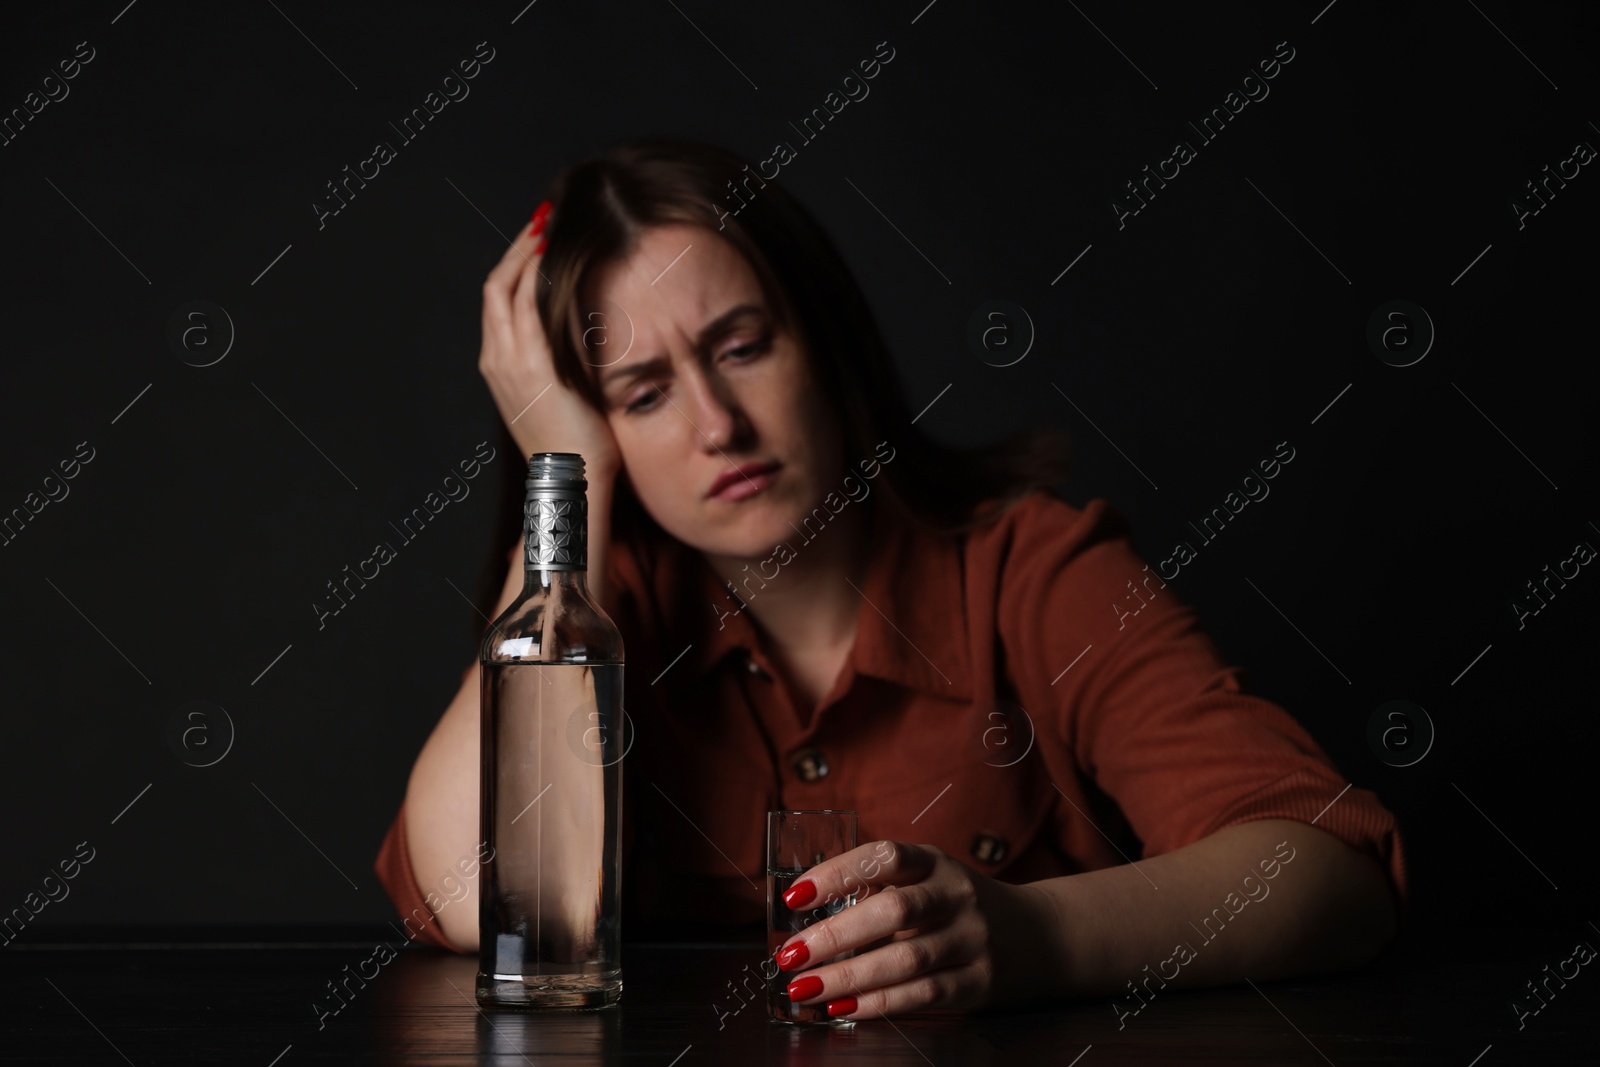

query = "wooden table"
[[2, 926, 1594, 1063]]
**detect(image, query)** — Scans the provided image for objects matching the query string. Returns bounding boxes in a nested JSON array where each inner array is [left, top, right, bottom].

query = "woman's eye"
[[624, 387, 663, 414], [621, 339, 768, 414], [724, 337, 771, 362]]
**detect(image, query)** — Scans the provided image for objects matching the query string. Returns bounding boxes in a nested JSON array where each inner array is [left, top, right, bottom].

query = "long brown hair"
[[484, 136, 1072, 606]]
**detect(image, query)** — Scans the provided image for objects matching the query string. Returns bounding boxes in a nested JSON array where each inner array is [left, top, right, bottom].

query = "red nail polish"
[[826, 996, 857, 1017], [774, 940, 810, 971], [530, 200, 551, 233], [534, 234, 546, 254], [783, 879, 817, 909], [787, 974, 824, 1001]]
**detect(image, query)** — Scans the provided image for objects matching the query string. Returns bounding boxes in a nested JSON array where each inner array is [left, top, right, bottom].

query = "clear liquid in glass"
[[767, 865, 856, 1024]]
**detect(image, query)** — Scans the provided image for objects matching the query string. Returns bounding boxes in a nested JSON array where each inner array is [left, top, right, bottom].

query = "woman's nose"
[[685, 369, 747, 452]]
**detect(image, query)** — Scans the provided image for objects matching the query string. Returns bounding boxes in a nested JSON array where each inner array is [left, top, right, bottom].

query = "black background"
[[1, 0, 1595, 945]]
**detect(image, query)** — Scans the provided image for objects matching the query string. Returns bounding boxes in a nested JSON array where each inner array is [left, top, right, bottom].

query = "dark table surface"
[[2, 925, 1595, 1064]]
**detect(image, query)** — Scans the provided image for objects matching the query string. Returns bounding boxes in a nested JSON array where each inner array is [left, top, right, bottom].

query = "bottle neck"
[[522, 566, 590, 597]]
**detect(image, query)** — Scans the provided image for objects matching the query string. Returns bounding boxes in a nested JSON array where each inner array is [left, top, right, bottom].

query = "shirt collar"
[[648, 496, 973, 702]]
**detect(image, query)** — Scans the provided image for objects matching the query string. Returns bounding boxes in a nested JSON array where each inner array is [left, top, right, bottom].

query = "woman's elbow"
[[1343, 860, 1399, 967], [1308, 835, 1400, 972]]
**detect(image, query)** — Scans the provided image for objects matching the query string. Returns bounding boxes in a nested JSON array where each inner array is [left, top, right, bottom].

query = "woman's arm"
[[398, 202, 624, 950], [767, 816, 1396, 1020], [1022, 817, 1398, 1003], [990, 495, 1407, 986], [402, 478, 614, 952]]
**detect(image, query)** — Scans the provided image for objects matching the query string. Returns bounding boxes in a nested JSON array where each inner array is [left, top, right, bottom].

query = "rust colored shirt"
[[375, 489, 1407, 950]]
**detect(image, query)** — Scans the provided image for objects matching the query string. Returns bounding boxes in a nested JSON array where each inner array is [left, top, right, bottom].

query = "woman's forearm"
[[1020, 818, 1398, 1005], [402, 476, 615, 952]]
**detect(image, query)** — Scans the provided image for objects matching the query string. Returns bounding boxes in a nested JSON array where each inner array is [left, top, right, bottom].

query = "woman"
[[376, 138, 1405, 1021]]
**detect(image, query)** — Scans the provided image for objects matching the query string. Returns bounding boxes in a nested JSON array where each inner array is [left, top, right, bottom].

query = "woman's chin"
[[692, 497, 805, 558]]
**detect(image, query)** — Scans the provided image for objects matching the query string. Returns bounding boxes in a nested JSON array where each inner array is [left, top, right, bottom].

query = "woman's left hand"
[[771, 840, 1059, 1020]]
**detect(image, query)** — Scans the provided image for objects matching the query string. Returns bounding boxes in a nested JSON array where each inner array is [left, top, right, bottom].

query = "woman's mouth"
[[707, 461, 782, 502]]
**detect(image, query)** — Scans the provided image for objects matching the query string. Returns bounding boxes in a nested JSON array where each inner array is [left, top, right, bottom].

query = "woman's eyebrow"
[[600, 303, 765, 388]]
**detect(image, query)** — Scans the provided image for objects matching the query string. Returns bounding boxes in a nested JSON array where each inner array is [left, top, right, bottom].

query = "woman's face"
[[582, 223, 843, 559]]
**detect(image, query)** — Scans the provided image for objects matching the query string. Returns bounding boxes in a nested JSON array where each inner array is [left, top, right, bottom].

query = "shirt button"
[[791, 748, 829, 782], [970, 832, 1008, 865]]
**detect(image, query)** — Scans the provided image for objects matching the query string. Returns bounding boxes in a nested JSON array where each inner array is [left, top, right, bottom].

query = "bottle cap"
[[524, 452, 587, 570]]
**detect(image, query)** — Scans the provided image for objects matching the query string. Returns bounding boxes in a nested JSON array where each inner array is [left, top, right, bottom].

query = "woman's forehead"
[[583, 230, 769, 343], [588, 225, 756, 303]]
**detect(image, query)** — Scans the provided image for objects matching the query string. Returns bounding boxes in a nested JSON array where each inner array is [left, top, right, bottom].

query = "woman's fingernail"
[[774, 940, 809, 971], [530, 200, 551, 233], [826, 996, 857, 1017], [787, 975, 824, 1001], [782, 880, 817, 909], [533, 234, 546, 254]]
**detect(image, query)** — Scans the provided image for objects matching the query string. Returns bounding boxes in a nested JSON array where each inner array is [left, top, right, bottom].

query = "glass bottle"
[[476, 452, 625, 1009]]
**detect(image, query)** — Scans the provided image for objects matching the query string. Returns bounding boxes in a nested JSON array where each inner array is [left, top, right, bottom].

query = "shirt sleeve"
[[997, 493, 1409, 914]]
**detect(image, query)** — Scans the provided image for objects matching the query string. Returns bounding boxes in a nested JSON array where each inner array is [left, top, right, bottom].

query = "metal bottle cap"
[[524, 452, 587, 570]]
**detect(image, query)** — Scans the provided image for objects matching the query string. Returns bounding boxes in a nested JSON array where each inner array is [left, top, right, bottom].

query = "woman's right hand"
[[479, 201, 621, 482]]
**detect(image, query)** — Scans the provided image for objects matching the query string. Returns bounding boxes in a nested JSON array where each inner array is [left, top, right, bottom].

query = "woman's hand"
[[479, 201, 621, 481], [771, 840, 1060, 1020]]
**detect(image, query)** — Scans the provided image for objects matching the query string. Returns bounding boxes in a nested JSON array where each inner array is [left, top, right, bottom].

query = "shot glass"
[[767, 809, 858, 1026]]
